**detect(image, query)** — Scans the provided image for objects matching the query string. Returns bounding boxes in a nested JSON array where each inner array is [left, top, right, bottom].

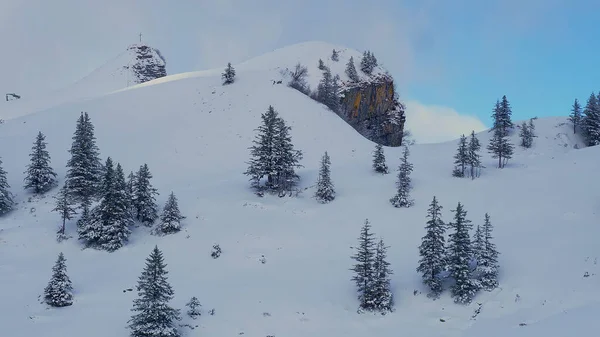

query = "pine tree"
[[487, 123, 514, 168], [569, 99, 582, 134], [24, 131, 57, 194], [76, 203, 99, 245], [314, 151, 335, 203], [221, 62, 236, 85], [452, 134, 468, 177], [583, 92, 600, 146], [417, 196, 446, 298], [360, 51, 375, 74], [128, 246, 181, 337], [186, 296, 202, 319], [390, 146, 414, 208], [43, 252, 73, 307], [126, 171, 136, 213], [345, 56, 360, 82], [519, 120, 535, 148], [155, 192, 185, 235], [351, 219, 376, 311], [317, 67, 340, 112], [477, 213, 500, 291], [65, 112, 103, 208], [467, 131, 482, 179], [318, 58, 325, 70], [372, 143, 389, 174], [52, 184, 76, 236], [0, 157, 14, 215], [492, 95, 514, 133], [331, 49, 339, 62], [372, 239, 394, 313], [528, 118, 536, 138], [447, 202, 479, 304], [133, 164, 159, 226], [472, 224, 484, 266]]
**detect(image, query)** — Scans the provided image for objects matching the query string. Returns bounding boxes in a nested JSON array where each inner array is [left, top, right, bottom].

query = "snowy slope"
[[1, 42, 599, 337]]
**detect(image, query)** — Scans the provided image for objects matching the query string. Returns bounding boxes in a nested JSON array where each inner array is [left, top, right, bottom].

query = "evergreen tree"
[[452, 134, 468, 177], [221, 62, 236, 85], [390, 146, 414, 208], [350, 219, 376, 311], [417, 196, 446, 298], [477, 213, 500, 291], [467, 131, 482, 179], [43, 252, 73, 307], [76, 203, 99, 245], [372, 239, 394, 313], [528, 118, 536, 138], [447, 202, 479, 304], [472, 224, 484, 265], [318, 58, 325, 70], [0, 157, 14, 215], [331, 49, 339, 62], [65, 112, 103, 208], [345, 56, 360, 82], [519, 121, 534, 148], [372, 143, 389, 174], [316, 67, 341, 112], [24, 131, 57, 194], [487, 123, 514, 168], [360, 51, 376, 74], [126, 171, 136, 213], [186, 296, 202, 319], [583, 92, 600, 146], [155, 192, 185, 235], [314, 151, 335, 203], [272, 116, 304, 195], [52, 184, 77, 236], [491, 95, 514, 133], [570, 99, 582, 134], [128, 246, 181, 337], [133, 164, 159, 226]]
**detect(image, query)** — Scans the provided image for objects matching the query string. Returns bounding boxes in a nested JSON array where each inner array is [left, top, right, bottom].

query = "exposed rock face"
[[128, 44, 167, 84], [339, 74, 406, 146]]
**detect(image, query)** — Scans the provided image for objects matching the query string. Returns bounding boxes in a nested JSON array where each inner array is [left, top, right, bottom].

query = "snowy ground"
[[0, 42, 598, 337]]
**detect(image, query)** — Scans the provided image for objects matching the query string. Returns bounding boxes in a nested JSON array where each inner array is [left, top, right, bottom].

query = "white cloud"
[[403, 100, 487, 144]]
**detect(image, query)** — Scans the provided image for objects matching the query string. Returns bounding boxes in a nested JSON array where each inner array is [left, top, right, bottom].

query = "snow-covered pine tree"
[[390, 145, 414, 208], [331, 49, 339, 61], [52, 184, 77, 237], [43, 252, 73, 307], [472, 224, 484, 267], [133, 164, 159, 226], [369, 52, 378, 68], [497, 95, 514, 132], [186, 296, 202, 319], [128, 246, 181, 337], [583, 92, 600, 146], [447, 202, 479, 304], [568, 99, 582, 134], [318, 58, 325, 70], [372, 239, 394, 313], [24, 131, 57, 194], [452, 134, 468, 177], [487, 121, 514, 168], [314, 151, 335, 203], [372, 143, 389, 174], [417, 196, 446, 298], [221, 62, 236, 85], [76, 203, 99, 246], [155, 192, 185, 235], [528, 118, 536, 138], [477, 213, 500, 291], [519, 121, 533, 148], [126, 171, 136, 213], [65, 112, 103, 208], [360, 51, 374, 74], [351, 219, 376, 311], [345, 56, 360, 82], [0, 157, 14, 215], [317, 67, 340, 112], [467, 131, 482, 179], [272, 115, 303, 196]]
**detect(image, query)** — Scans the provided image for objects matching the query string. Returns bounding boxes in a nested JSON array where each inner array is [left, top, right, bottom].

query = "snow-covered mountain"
[[0, 41, 598, 337]]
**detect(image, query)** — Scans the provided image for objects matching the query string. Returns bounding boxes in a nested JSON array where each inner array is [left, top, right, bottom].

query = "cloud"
[[403, 100, 487, 144]]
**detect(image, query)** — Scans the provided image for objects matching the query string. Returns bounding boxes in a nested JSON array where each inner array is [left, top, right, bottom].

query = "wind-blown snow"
[[0, 42, 598, 337]]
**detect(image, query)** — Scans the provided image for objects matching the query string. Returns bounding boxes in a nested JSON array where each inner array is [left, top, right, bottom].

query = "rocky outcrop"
[[127, 44, 167, 84], [338, 74, 406, 146]]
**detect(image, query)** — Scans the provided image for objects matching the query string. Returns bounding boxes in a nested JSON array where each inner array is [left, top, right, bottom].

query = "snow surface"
[[1, 41, 599, 337]]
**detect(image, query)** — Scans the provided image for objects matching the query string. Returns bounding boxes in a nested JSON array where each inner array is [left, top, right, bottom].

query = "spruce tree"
[[24, 131, 57, 194], [528, 118, 536, 138], [570, 99, 582, 134], [76, 203, 99, 246], [317, 67, 341, 112], [331, 49, 339, 62], [350, 219, 376, 311], [272, 115, 304, 195], [43, 252, 73, 307], [519, 121, 534, 148], [52, 184, 77, 237], [477, 213, 500, 291], [133, 164, 159, 226], [221, 62, 236, 85], [472, 224, 484, 266], [128, 246, 181, 337], [155, 192, 185, 235], [318, 58, 325, 70], [467, 131, 482, 179], [372, 143, 389, 174], [390, 146, 414, 208], [360, 51, 374, 74], [372, 239, 394, 313], [447, 202, 479, 304], [417, 196, 446, 298], [314, 151, 335, 203], [452, 134, 468, 177], [0, 157, 14, 215], [186, 296, 202, 319], [491, 95, 514, 133], [487, 123, 514, 168], [126, 171, 136, 213], [345, 56, 360, 82], [583, 92, 600, 146]]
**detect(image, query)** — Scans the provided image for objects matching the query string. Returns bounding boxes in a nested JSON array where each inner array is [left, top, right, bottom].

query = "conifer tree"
[[372, 143, 388, 174], [317, 67, 341, 112], [133, 164, 159, 226], [583, 92, 600, 146], [331, 49, 339, 61], [569, 99, 582, 134], [417, 196, 446, 298], [128, 246, 181, 337], [519, 121, 533, 148], [345, 56, 360, 82], [490, 95, 514, 133], [314, 151, 335, 203], [0, 157, 14, 215], [155, 192, 185, 235], [477, 213, 500, 291], [447, 202, 479, 304], [24, 131, 57, 194], [467, 131, 482, 179], [186, 296, 202, 319], [52, 184, 77, 237], [318, 58, 325, 70], [528, 118, 536, 138], [472, 224, 484, 265], [487, 122, 514, 168], [272, 116, 304, 195], [76, 204, 99, 245], [360, 51, 375, 74], [452, 134, 468, 177], [372, 239, 394, 313], [126, 171, 136, 213], [43, 252, 73, 307], [390, 146, 414, 208], [350, 219, 376, 311], [221, 62, 236, 85]]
